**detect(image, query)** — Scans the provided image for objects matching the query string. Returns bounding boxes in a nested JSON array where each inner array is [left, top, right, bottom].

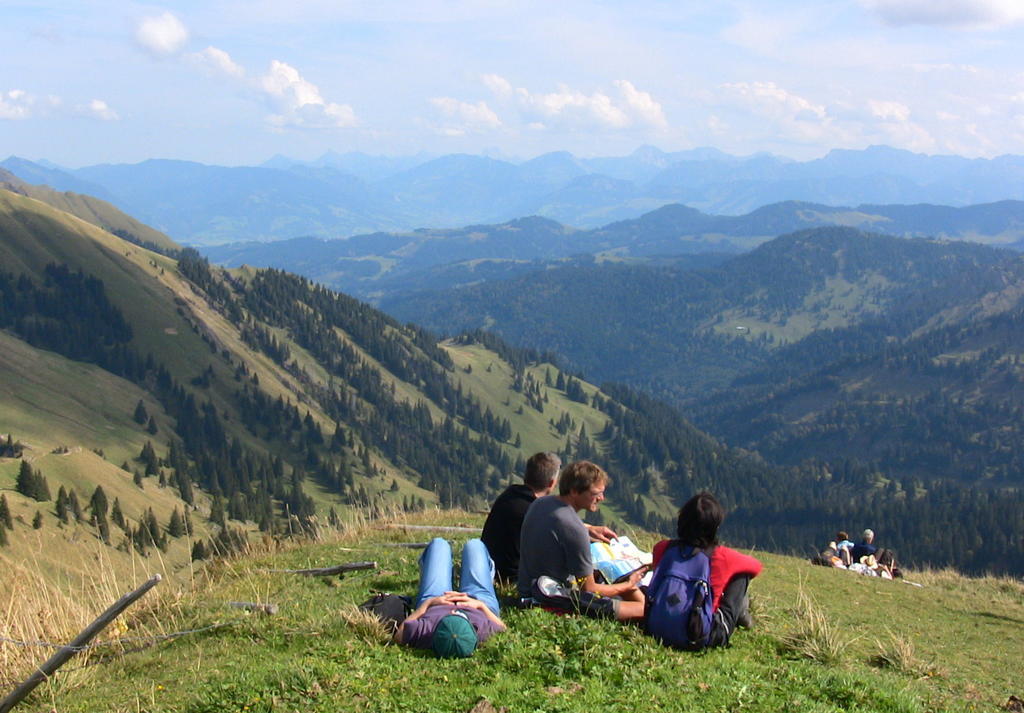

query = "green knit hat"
[[431, 613, 478, 658]]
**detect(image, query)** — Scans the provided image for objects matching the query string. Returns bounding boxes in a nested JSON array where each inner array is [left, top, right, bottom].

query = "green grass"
[[19, 510, 1021, 713]]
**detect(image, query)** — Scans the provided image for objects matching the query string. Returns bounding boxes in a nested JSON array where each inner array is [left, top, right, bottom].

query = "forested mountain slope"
[[385, 227, 1024, 397], [384, 228, 1024, 572], [3, 194, 1021, 575], [0, 187, 777, 574]]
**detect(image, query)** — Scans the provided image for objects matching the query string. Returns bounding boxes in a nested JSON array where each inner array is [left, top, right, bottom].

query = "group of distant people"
[[393, 452, 762, 658], [817, 528, 901, 578]]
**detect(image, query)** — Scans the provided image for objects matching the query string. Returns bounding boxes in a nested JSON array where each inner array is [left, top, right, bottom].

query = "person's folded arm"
[[440, 592, 506, 630], [579, 567, 647, 599], [393, 594, 453, 642]]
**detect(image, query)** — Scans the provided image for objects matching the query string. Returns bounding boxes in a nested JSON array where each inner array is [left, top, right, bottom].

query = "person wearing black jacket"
[[482, 452, 561, 582]]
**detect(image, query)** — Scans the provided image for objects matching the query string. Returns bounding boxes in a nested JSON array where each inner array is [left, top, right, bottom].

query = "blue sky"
[[3, 0, 1024, 166]]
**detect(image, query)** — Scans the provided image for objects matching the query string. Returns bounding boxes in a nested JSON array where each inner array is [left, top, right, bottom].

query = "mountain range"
[[201, 199, 1024, 301], [6, 144, 1024, 245]]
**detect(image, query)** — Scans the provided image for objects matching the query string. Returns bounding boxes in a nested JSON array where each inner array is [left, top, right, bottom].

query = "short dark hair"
[[524, 452, 561, 491], [558, 461, 608, 496], [676, 491, 724, 549], [836, 531, 849, 541]]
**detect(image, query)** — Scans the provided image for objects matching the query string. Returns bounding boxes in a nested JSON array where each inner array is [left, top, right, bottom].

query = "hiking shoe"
[[535, 576, 571, 599], [736, 595, 753, 628]]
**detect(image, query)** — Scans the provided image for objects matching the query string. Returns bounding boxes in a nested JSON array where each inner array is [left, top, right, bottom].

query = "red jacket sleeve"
[[652, 539, 670, 568], [709, 546, 762, 612]]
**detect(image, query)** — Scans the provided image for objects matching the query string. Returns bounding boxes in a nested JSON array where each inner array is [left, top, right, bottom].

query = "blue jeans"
[[415, 538, 501, 614]]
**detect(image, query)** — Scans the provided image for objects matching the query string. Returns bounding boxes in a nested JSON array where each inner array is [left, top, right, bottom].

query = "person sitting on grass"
[[517, 460, 647, 622], [850, 528, 878, 564], [834, 531, 855, 566], [651, 491, 762, 647], [394, 538, 505, 658], [482, 451, 616, 583]]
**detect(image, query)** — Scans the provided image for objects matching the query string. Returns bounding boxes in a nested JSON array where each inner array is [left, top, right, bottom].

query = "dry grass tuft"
[[0, 542, 182, 690], [338, 603, 392, 645], [909, 567, 1024, 606], [871, 630, 944, 679], [779, 587, 854, 665]]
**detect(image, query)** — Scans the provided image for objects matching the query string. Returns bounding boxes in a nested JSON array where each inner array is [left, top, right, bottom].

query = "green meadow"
[[8, 509, 1019, 713]]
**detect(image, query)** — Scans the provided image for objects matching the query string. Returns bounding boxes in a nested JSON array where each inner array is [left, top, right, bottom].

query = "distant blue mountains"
[[5, 144, 1024, 245]]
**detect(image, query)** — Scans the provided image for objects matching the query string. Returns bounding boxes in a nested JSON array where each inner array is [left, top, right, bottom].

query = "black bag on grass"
[[358, 593, 412, 633]]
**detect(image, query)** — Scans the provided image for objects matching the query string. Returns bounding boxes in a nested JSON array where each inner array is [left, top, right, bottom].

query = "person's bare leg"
[[616, 600, 645, 622]]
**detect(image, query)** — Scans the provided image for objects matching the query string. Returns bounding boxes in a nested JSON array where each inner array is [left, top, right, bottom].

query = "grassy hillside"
[[6, 509, 1020, 713], [5, 186, 751, 591], [0, 169, 179, 252]]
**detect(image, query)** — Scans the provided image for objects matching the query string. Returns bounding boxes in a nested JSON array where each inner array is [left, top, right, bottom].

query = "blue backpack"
[[644, 543, 714, 650]]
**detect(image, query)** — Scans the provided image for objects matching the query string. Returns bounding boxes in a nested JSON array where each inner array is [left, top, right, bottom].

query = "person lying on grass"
[[395, 538, 506, 658]]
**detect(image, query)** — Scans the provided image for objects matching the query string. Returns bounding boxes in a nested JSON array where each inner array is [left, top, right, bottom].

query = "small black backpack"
[[358, 593, 412, 633]]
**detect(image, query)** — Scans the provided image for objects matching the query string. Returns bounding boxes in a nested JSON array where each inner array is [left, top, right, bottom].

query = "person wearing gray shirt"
[[518, 494, 593, 594], [517, 461, 646, 621]]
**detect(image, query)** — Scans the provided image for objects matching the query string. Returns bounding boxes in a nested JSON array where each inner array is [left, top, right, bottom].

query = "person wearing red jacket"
[[651, 491, 762, 647]]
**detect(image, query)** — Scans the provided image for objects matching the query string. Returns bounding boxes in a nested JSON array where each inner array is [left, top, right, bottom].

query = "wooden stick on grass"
[[263, 561, 377, 576], [0, 574, 162, 713]]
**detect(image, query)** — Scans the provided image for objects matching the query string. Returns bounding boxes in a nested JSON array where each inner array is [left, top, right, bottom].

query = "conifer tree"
[[89, 485, 109, 521], [97, 516, 110, 544], [36, 474, 51, 502], [0, 522, 7, 547], [140, 441, 159, 476], [168, 509, 185, 538], [55, 486, 69, 524], [111, 498, 126, 529], [133, 470, 144, 488], [133, 399, 148, 424], [144, 508, 161, 544], [183, 508, 194, 536], [68, 491, 82, 521], [147, 416, 158, 435], [32, 511, 43, 529], [15, 460, 34, 498], [0, 494, 12, 529], [209, 495, 226, 528]]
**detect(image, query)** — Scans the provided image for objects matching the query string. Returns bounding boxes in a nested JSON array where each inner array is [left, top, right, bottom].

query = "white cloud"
[[721, 81, 827, 121], [481, 73, 513, 99], [79, 99, 119, 121], [860, 0, 1024, 28], [614, 80, 668, 129], [482, 75, 667, 130], [0, 90, 61, 120], [430, 97, 502, 133], [259, 60, 357, 129], [0, 90, 34, 120], [868, 99, 911, 121], [135, 12, 190, 57], [190, 46, 245, 78]]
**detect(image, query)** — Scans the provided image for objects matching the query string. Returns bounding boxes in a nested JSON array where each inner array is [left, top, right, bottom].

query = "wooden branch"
[[0, 574, 161, 713], [227, 601, 279, 615], [264, 561, 377, 576], [380, 524, 481, 533]]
